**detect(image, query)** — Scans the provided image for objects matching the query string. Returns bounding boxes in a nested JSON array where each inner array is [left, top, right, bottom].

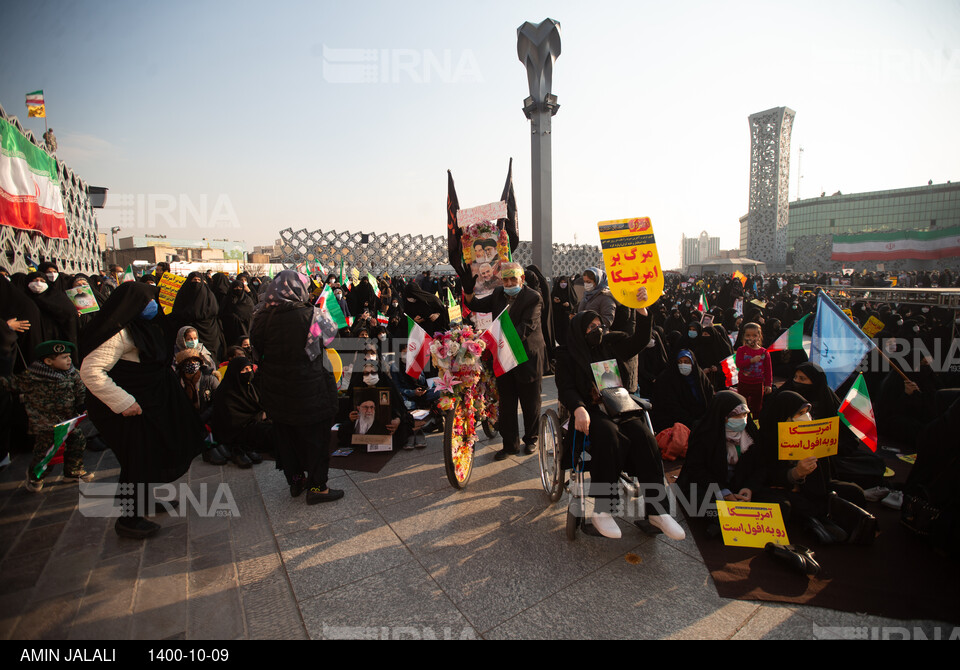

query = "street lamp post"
[[517, 18, 561, 277]]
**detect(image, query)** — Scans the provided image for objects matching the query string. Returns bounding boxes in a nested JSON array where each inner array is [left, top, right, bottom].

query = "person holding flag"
[[463, 263, 547, 461]]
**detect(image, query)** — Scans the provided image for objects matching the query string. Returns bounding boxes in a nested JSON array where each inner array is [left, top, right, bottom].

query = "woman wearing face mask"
[[652, 349, 714, 433], [551, 276, 575, 346], [557, 300, 685, 540], [220, 278, 256, 349], [80, 282, 204, 539], [24, 272, 80, 365], [339, 361, 411, 450], [576, 267, 617, 327], [403, 281, 449, 337], [210, 356, 270, 468], [678, 390, 771, 515], [174, 326, 218, 372], [170, 271, 226, 362], [0, 269, 42, 369]]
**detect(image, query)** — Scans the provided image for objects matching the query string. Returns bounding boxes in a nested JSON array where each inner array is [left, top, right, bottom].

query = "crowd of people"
[[2, 259, 958, 553]]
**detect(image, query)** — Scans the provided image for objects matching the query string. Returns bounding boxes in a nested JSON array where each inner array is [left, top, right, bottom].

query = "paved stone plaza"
[[0, 376, 951, 640]]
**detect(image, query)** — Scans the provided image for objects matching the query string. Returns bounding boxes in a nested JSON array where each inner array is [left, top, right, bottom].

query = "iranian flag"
[[367, 273, 380, 297], [719, 354, 738, 387], [831, 226, 960, 261], [320, 286, 348, 329], [25, 90, 45, 106], [697, 290, 709, 313], [0, 118, 67, 239], [406, 316, 432, 379], [121, 264, 135, 283], [33, 413, 86, 479], [376, 312, 389, 326], [767, 314, 812, 356], [838, 373, 878, 452], [480, 307, 528, 377]]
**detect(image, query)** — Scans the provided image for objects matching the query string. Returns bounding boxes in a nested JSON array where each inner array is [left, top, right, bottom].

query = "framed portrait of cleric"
[[351, 388, 394, 452]]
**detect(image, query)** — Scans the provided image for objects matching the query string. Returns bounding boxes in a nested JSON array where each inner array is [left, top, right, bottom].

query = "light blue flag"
[[811, 292, 876, 390]]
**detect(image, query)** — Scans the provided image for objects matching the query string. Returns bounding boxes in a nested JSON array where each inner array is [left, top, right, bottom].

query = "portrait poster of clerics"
[[351, 387, 394, 452], [445, 163, 520, 331], [597, 217, 664, 309]]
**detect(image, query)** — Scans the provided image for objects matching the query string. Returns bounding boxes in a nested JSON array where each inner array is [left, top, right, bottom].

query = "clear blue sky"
[[3, 0, 958, 269]]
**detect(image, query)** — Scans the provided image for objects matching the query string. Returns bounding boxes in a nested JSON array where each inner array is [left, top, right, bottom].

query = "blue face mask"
[[504, 285, 522, 296], [687, 331, 698, 339], [726, 417, 748, 432], [140, 300, 159, 320]]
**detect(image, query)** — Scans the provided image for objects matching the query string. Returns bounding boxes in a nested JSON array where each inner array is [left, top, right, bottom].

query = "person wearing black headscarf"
[[220, 279, 256, 348], [170, 272, 226, 361], [556, 300, 685, 540], [652, 348, 714, 433], [251, 271, 341, 504], [79, 282, 205, 539], [0, 272, 42, 369], [24, 272, 80, 365], [211, 356, 272, 463], [348, 276, 378, 317], [636, 329, 668, 399], [551, 275, 575, 346], [207, 272, 231, 305], [525, 264, 555, 367], [403, 282, 449, 337]]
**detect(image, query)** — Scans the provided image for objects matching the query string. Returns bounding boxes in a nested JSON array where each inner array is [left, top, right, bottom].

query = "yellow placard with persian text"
[[717, 501, 789, 548], [158, 272, 186, 315], [778, 416, 840, 460], [862, 315, 885, 338], [597, 217, 663, 309]]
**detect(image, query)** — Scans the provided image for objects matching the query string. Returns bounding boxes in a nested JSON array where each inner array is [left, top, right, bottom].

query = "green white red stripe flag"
[[25, 90, 45, 106], [406, 316, 432, 379], [838, 373, 878, 452], [367, 273, 380, 298], [481, 307, 528, 377], [719, 354, 738, 387], [33, 413, 86, 479], [320, 286, 348, 329], [697, 290, 709, 313], [0, 118, 67, 239], [767, 313, 812, 355], [121, 264, 135, 283]]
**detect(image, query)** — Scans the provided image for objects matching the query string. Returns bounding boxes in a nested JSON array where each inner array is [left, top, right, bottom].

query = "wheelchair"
[[538, 391, 675, 540]]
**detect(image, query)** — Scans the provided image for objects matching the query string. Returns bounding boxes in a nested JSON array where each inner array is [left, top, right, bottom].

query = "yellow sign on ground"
[[158, 272, 186, 315], [862, 315, 885, 338], [596, 217, 663, 309], [778, 416, 840, 460], [717, 501, 790, 548]]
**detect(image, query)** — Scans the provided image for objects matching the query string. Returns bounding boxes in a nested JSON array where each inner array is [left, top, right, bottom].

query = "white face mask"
[[677, 363, 692, 376], [45, 271, 59, 283], [29, 281, 48, 294], [583, 282, 595, 292], [793, 412, 812, 423], [363, 374, 380, 386]]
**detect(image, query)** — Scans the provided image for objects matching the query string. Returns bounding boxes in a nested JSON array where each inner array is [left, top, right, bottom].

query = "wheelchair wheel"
[[538, 409, 564, 502], [482, 418, 497, 439], [442, 408, 474, 489]]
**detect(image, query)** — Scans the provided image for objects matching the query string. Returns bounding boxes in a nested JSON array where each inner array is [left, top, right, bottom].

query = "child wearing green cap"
[[0, 340, 89, 492]]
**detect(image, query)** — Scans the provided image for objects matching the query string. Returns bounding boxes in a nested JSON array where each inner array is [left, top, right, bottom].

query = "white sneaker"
[[863, 486, 890, 502], [881, 490, 904, 510], [648, 514, 686, 541], [591, 512, 622, 539]]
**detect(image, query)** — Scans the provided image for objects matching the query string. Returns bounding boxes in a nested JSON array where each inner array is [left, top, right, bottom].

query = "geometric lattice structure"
[[746, 106, 795, 268], [278, 226, 602, 279], [0, 103, 103, 275]]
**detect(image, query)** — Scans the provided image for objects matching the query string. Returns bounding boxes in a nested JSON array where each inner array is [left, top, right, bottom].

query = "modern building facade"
[[680, 231, 720, 272]]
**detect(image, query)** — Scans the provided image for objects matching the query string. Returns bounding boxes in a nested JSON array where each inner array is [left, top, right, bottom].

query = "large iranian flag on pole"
[[0, 118, 67, 239], [831, 226, 960, 261], [838, 373, 878, 452], [481, 307, 528, 377], [406, 316, 432, 379]]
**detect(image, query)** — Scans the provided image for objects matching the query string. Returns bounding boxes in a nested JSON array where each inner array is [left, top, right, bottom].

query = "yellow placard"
[[157, 272, 186, 315], [717, 501, 789, 548], [326, 348, 343, 383], [597, 217, 663, 309], [862, 315, 885, 338], [778, 416, 840, 460], [448, 303, 462, 324]]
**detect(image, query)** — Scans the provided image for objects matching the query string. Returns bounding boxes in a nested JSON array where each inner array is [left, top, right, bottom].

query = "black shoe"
[[290, 477, 306, 498], [245, 449, 263, 465], [805, 517, 836, 545], [115, 517, 160, 539], [202, 448, 227, 466], [821, 518, 849, 543], [765, 542, 820, 576], [493, 448, 518, 462], [214, 444, 232, 462], [230, 447, 253, 469], [523, 442, 537, 455], [305, 487, 344, 505]]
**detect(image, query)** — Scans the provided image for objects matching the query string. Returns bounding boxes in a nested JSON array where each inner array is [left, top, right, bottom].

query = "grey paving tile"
[[300, 562, 476, 640], [277, 511, 414, 601], [0, 587, 34, 640], [188, 540, 237, 594], [131, 557, 188, 640], [187, 587, 245, 640], [10, 590, 84, 640], [7, 520, 66, 558], [32, 547, 98, 600], [54, 512, 110, 554], [0, 548, 51, 595], [261, 473, 368, 537], [240, 570, 308, 640], [142, 521, 189, 568]]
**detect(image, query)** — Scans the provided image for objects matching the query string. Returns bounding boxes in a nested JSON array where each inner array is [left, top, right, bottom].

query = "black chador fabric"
[[0, 276, 42, 369], [403, 282, 449, 337], [24, 272, 80, 362], [170, 272, 226, 360], [211, 356, 261, 444], [207, 272, 231, 304], [525, 264, 555, 360], [220, 280, 256, 347], [81, 283, 203, 488], [347, 278, 378, 317]]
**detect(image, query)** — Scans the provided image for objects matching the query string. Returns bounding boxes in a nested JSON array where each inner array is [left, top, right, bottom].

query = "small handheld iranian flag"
[[406, 316, 432, 379], [320, 286, 348, 329], [367, 273, 380, 298], [719, 354, 738, 387], [376, 312, 389, 326], [767, 314, 812, 355], [121, 264, 135, 283], [33, 414, 86, 479], [481, 308, 528, 377], [697, 289, 709, 313], [838, 373, 878, 452]]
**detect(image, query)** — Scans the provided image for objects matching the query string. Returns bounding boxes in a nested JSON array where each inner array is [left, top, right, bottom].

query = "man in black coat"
[[464, 263, 546, 460]]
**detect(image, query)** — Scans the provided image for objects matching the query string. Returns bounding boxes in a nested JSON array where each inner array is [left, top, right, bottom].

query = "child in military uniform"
[[0, 340, 89, 491]]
